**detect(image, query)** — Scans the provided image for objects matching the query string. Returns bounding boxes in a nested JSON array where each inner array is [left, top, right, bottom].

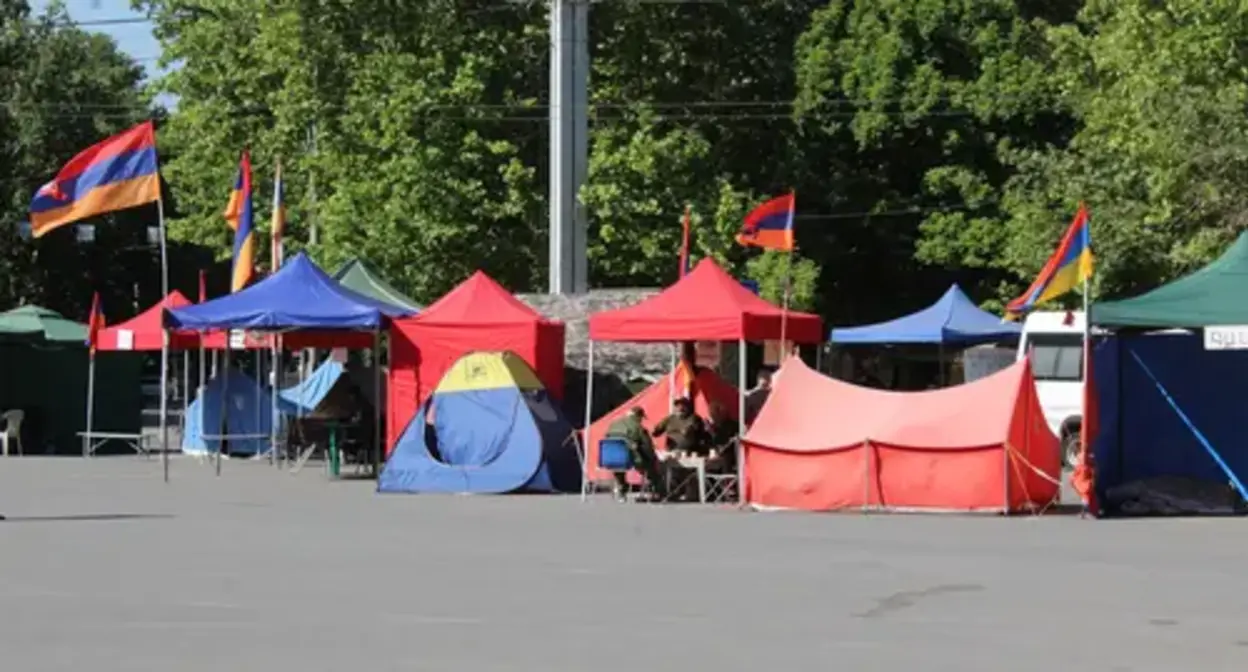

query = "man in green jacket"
[[605, 407, 668, 501]]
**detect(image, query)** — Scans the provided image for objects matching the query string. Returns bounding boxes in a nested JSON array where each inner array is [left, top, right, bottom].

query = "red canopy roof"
[[97, 291, 201, 351], [414, 271, 555, 325], [96, 292, 282, 352], [587, 258, 823, 343]]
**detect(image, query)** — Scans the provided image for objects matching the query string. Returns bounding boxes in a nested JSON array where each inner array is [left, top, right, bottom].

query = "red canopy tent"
[[588, 258, 823, 343], [582, 258, 824, 501], [743, 356, 1060, 513], [386, 271, 565, 453]]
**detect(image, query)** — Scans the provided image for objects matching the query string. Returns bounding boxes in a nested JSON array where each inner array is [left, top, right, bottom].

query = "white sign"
[[694, 341, 720, 368], [1204, 326, 1248, 350], [229, 330, 246, 350], [115, 329, 134, 351]]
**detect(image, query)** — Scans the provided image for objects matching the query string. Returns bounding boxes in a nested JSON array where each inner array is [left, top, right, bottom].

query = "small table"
[[674, 455, 708, 503], [78, 432, 154, 458]]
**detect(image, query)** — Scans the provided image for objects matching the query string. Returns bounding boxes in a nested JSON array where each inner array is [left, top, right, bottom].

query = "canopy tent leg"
[[83, 352, 96, 458], [737, 338, 746, 506], [373, 331, 382, 477], [270, 337, 279, 469], [182, 350, 190, 436], [159, 332, 170, 482], [217, 349, 231, 477], [815, 342, 823, 373], [581, 340, 595, 502]]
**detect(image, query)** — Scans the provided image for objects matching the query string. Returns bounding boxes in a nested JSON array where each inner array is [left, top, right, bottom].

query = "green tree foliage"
[[792, 0, 1077, 319], [18, 0, 1248, 328], [146, 0, 548, 299], [0, 0, 153, 318], [999, 0, 1248, 300]]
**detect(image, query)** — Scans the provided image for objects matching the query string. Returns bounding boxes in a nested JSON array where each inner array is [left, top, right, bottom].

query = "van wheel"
[[1061, 432, 1081, 468]]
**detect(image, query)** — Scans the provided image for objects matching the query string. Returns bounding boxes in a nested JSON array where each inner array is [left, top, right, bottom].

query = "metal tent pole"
[[83, 352, 95, 458], [373, 331, 383, 477], [159, 333, 170, 482], [737, 338, 746, 506], [581, 340, 595, 502], [270, 336, 279, 469]]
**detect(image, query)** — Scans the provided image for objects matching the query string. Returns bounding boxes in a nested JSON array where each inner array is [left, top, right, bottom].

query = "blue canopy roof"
[[165, 253, 416, 331], [830, 284, 1021, 345]]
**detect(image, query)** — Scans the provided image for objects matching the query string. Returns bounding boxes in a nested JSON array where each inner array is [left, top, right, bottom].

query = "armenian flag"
[[271, 158, 285, 270], [224, 151, 255, 292], [737, 192, 795, 252], [1005, 204, 1093, 318], [29, 121, 161, 237]]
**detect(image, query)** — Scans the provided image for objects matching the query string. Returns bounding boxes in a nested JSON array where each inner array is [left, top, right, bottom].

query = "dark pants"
[[613, 445, 668, 499]]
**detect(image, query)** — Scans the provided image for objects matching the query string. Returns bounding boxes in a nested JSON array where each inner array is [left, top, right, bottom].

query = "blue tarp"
[[1093, 332, 1248, 504], [378, 386, 581, 494], [279, 359, 344, 414], [830, 284, 1021, 345], [184, 360, 347, 455], [165, 253, 415, 331]]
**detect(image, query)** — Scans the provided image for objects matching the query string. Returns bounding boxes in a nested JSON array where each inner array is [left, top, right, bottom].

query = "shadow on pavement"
[[0, 513, 174, 523]]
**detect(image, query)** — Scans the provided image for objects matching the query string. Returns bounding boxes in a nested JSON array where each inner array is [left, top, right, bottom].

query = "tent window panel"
[[1028, 334, 1083, 381]]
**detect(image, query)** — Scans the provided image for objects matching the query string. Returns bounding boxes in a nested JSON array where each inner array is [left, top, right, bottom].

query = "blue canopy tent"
[[163, 253, 417, 478], [829, 285, 1019, 388], [830, 284, 1020, 345]]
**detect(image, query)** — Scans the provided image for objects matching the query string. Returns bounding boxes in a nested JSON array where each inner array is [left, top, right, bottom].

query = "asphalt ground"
[[2, 457, 1247, 671]]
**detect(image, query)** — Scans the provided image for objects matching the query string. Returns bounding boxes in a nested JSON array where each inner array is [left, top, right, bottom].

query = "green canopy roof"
[[0, 305, 88, 343], [1092, 232, 1248, 328], [332, 258, 422, 313]]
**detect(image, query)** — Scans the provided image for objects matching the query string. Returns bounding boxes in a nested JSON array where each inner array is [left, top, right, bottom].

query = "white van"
[[1017, 311, 1085, 465]]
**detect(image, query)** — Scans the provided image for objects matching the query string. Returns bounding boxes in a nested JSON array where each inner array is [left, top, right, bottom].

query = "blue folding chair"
[[598, 438, 649, 501]]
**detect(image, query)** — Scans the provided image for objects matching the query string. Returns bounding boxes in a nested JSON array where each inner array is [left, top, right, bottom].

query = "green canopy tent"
[[1092, 233, 1248, 328], [0, 305, 88, 342], [0, 305, 141, 455], [333, 259, 422, 313]]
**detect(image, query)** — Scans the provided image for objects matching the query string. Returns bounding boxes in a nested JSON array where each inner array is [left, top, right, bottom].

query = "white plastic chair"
[[1, 409, 24, 457]]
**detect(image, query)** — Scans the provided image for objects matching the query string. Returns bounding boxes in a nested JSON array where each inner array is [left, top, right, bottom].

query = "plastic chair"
[[599, 438, 650, 500], [1, 409, 24, 457]]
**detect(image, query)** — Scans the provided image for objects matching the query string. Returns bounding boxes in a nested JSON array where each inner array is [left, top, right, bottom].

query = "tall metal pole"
[[549, 0, 589, 294], [157, 188, 171, 482]]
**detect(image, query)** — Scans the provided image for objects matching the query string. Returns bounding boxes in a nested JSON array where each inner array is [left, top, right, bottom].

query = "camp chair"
[[703, 439, 741, 503], [598, 438, 654, 501], [1, 409, 24, 457]]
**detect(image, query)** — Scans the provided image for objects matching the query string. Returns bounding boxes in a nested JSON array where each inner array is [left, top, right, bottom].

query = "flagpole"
[[157, 176, 170, 482], [778, 191, 795, 355]]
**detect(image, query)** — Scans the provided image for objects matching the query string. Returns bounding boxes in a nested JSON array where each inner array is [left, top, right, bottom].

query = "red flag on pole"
[[86, 292, 103, 353]]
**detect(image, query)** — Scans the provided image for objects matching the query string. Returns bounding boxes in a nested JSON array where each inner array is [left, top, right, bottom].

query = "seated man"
[[652, 397, 708, 456], [604, 407, 669, 501], [652, 398, 709, 501]]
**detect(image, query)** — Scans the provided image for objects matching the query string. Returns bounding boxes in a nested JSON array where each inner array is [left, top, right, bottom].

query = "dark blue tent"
[[165, 253, 415, 331], [830, 284, 1020, 345], [1093, 332, 1248, 515]]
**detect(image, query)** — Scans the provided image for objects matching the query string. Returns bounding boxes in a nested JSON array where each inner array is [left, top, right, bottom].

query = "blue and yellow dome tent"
[[378, 351, 582, 494]]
